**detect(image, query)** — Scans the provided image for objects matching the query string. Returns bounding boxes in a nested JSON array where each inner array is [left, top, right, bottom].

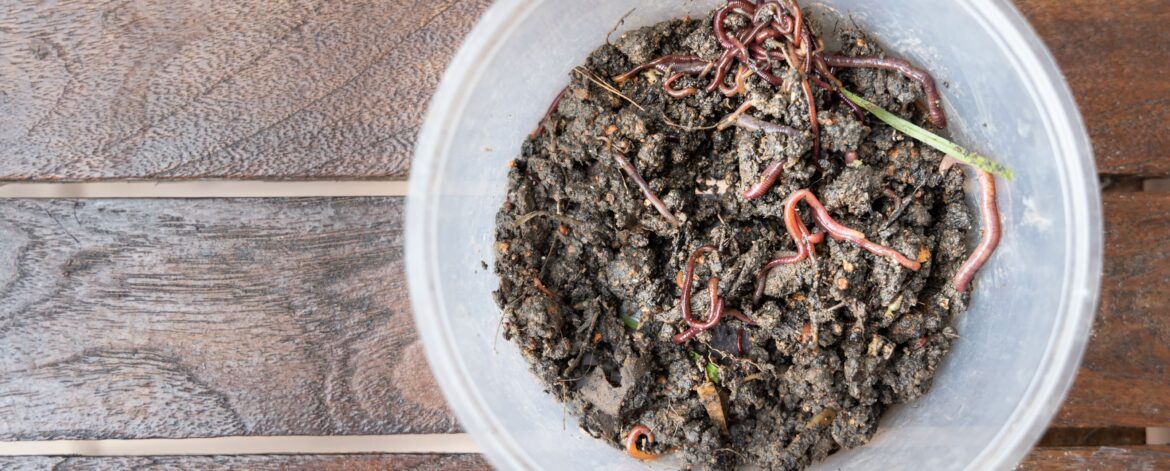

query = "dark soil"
[[493, 8, 973, 470]]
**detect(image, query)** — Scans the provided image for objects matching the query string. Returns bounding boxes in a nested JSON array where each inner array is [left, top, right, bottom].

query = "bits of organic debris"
[[804, 408, 839, 429], [533, 276, 558, 300], [698, 382, 731, 436], [497, 0, 990, 468]]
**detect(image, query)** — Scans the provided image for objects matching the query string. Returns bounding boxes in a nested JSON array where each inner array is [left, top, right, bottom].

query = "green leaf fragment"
[[839, 88, 1014, 180], [621, 315, 640, 330], [705, 362, 720, 384], [689, 351, 720, 384]]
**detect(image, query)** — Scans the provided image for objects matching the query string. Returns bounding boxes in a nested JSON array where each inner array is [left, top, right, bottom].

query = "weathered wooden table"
[[1, 1, 1168, 469]]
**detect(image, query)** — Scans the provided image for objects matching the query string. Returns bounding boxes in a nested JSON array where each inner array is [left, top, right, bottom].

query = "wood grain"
[[2, 193, 1169, 438], [1018, 446, 1170, 470], [0, 0, 490, 181], [1015, 0, 1170, 177], [0, 198, 460, 439], [0, 454, 490, 471], [1, 0, 1164, 181], [1053, 192, 1170, 427]]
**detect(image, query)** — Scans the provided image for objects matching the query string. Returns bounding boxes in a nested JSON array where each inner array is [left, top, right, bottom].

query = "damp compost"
[[492, 2, 1001, 469]]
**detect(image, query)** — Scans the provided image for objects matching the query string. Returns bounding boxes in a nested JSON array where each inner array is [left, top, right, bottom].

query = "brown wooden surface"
[[0, 198, 460, 439], [0, 454, 490, 471], [0, 0, 490, 181], [0, 0, 1166, 181], [1, 0, 1169, 468], [0, 192, 1167, 439], [1018, 446, 1170, 470], [1015, 0, 1170, 177], [1053, 192, 1170, 427], [3, 448, 1170, 471]]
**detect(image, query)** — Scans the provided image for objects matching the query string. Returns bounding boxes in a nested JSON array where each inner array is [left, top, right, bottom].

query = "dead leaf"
[[697, 382, 730, 437]]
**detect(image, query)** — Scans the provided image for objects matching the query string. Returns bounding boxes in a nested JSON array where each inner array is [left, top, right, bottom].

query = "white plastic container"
[[407, 1, 1102, 469]]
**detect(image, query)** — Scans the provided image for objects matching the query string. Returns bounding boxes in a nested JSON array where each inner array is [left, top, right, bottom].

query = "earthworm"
[[689, 278, 725, 329], [750, 44, 787, 64], [716, 99, 757, 131], [813, 54, 842, 88], [714, 1, 758, 49], [674, 246, 727, 344], [737, 328, 747, 355], [746, 58, 784, 86], [822, 54, 948, 128], [786, 0, 804, 49], [719, 65, 751, 96], [672, 297, 723, 344], [664, 72, 698, 98], [800, 77, 821, 159], [789, 189, 922, 270], [754, 24, 788, 43], [613, 55, 711, 84], [529, 86, 569, 138], [954, 169, 1000, 292], [752, 229, 825, 303], [839, 90, 866, 120], [754, 189, 921, 302], [733, 64, 753, 94], [708, 25, 757, 92], [809, 74, 834, 91], [742, 160, 784, 201], [736, 114, 802, 137], [610, 148, 681, 226], [706, 47, 740, 93], [625, 424, 659, 461], [726, 308, 757, 326], [679, 246, 718, 328]]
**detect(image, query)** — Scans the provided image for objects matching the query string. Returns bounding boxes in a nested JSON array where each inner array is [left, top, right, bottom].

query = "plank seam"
[[0, 435, 479, 456], [0, 181, 409, 198]]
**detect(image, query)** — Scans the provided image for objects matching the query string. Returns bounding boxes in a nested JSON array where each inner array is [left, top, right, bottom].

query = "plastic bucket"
[[407, 1, 1102, 469]]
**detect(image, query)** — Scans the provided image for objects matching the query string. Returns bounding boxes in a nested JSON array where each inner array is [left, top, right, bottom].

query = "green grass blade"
[[839, 88, 1014, 180]]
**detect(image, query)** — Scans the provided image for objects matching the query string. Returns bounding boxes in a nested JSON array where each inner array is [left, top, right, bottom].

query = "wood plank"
[[0, 454, 490, 471], [1054, 192, 1170, 427], [1018, 446, 1170, 470], [1038, 428, 1148, 447], [0, 194, 1165, 438], [0, 198, 460, 439], [0, 0, 489, 181], [2, 1, 1164, 181], [13, 446, 1164, 469], [1016, 0, 1170, 177]]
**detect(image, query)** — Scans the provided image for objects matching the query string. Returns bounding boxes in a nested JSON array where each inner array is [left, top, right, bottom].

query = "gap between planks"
[[0, 435, 479, 456], [0, 181, 408, 198], [0, 178, 1165, 200], [0, 430, 1164, 457]]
